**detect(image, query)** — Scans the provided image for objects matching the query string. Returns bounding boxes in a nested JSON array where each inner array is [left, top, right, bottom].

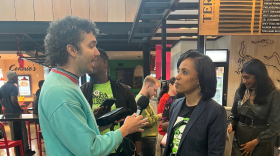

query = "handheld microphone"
[[136, 96, 150, 117]]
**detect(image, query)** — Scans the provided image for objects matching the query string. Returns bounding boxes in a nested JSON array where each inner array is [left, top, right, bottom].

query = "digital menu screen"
[[18, 75, 32, 96]]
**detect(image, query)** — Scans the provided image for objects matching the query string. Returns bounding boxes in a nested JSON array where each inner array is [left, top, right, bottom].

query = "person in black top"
[[0, 71, 35, 155], [80, 48, 142, 156], [163, 50, 227, 156], [0, 71, 22, 113], [161, 93, 185, 132], [33, 80, 44, 115]]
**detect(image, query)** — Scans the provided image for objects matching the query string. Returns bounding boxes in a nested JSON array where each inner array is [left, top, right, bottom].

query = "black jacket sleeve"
[[80, 82, 93, 108], [208, 106, 227, 156], [256, 89, 280, 144], [228, 89, 240, 131]]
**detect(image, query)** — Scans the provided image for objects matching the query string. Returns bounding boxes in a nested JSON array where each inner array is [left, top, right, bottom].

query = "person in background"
[[228, 59, 280, 156], [33, 80, 44, 115], [161, 93, 185, 132], [163, 50, 227, 156], [0, 91, 2, 114], [39, 16, 148, 156], [80, 48, 142, 156], [0, 71, 35, 155], [156, 77, 176, 156], [136, 76, 161, 156]]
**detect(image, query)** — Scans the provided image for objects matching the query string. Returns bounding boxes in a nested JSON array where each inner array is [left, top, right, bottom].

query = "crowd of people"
[[0, 16, 280, 156]]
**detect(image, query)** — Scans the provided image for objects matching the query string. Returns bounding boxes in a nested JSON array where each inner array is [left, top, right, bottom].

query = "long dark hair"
[[177, 50, 216, 101], [238, 59, 275, 104], [157, 77, 176, 102]]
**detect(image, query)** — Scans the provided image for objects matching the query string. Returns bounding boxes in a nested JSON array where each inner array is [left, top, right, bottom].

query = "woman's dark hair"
[[177, 50, 217, 101], [157, 77, 176, 101], [38, 80, 45, 88], [238, 59, 275, 104], [44, 16, 99, 67]]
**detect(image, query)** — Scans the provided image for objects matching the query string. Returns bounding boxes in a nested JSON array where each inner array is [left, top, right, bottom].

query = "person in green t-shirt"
[[81, 48, 142, 156]]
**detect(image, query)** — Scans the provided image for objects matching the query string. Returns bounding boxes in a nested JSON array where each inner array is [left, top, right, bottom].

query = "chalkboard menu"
[[199, 0, 280, 35], [115, 68, 142, 88], [262, 0, 280, 33]]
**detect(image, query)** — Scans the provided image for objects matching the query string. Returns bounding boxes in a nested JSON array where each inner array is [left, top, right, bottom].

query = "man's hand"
[[93, 106, 111, 118], [240, 139, 259, 156], [119, 113, 149, 138], [158, 113, 162, 121], [98, 119, 124, 132]]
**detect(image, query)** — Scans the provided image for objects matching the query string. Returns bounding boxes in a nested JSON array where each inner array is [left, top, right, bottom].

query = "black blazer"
[[163, 97, 227, 156]]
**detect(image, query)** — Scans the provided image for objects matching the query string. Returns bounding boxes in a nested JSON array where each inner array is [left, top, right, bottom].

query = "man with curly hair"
[[39, 16, 149, 156]]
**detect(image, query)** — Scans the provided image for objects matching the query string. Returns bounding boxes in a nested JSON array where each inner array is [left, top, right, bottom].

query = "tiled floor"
[[0, 123, 46, 156]]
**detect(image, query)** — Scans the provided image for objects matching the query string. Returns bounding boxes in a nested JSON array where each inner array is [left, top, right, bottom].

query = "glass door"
[[213, 67, 224, 105]]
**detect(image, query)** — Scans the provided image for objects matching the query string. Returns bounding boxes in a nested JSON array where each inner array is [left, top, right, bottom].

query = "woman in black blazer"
[[163, 50, 227, 156]]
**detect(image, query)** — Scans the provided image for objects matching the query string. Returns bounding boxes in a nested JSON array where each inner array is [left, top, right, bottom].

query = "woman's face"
[[241, 71, 256, 89], [175, 58, 200, 95]]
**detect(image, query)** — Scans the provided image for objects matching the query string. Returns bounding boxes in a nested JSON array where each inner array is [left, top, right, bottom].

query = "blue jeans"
[[142, 137, 156, 156]]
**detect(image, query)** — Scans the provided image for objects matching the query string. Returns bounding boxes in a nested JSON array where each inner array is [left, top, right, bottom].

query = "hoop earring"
[[199, 85, 202, 94]]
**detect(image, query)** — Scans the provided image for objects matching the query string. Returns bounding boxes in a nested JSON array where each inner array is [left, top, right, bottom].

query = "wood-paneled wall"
[[227, 36, 280, 106], [0, 0, 140, 22]]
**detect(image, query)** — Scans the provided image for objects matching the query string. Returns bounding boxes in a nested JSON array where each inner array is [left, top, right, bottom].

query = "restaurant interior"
[[0, 0, 280, 156]]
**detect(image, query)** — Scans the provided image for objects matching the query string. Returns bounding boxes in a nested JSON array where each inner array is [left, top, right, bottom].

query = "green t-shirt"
[[168, 104, 196, 156], [92, 80, 115, 111], [92, 80, 121, 153]]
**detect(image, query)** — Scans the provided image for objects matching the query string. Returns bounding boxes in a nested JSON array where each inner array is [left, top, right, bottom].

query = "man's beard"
[[146, 91, 153, 99]]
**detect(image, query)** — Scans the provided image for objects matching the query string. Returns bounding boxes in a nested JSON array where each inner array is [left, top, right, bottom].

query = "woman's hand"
[[161, 120, 169, 132], [226, 124, 233, 141], [240, 139, 259, 156], [228, 123, 233, 134]]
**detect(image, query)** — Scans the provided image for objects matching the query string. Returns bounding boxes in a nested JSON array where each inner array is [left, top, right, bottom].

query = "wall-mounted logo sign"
[[9, 64, 36, 71], [202, 0, 214, 23]]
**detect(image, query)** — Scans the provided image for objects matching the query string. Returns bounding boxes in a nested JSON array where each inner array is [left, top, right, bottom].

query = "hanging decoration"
[[134, 65, 143, 77], [20, 76, 28, 81], [17, 37, 24, 69]]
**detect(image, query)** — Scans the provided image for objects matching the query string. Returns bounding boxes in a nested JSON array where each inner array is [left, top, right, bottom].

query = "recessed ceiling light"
[[191, 28, 198, 29], [181, 36, 187, 38], [192, 36, 197, 38]]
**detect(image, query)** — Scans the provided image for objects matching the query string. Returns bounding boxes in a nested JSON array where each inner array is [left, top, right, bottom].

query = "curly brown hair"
[[44, 16, 99, 67]]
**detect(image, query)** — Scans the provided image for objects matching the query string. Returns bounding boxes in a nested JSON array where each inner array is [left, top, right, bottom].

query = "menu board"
[[115, 68, 139, 88], [18, 75, 32, 96], [199, 0, 280, 35], [262, 0, 280, 33]]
